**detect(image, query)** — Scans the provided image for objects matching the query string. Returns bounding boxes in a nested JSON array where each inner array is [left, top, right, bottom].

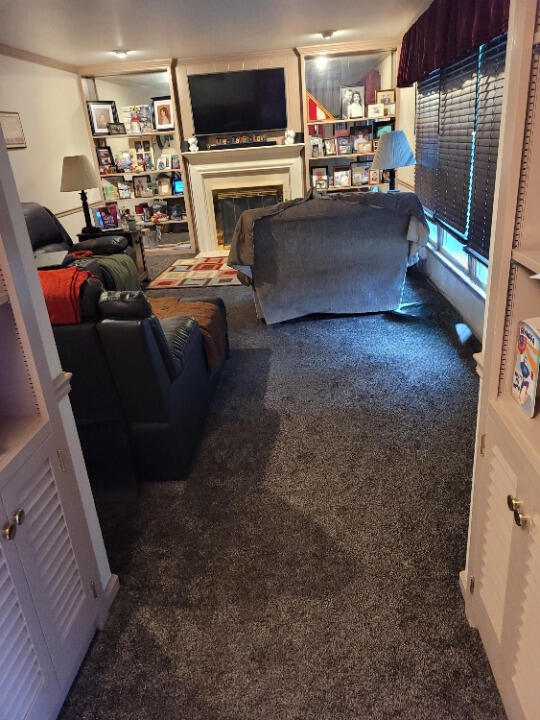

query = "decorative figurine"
[[187, 136, 199, 152], [284, 129, 296, 145]]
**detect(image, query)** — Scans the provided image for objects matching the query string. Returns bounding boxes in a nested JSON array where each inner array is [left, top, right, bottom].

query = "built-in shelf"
[[323, 184, 377, 192], [0, 416, 48, 477], [101, 169, 181, 178], [310, 152, 375, 161], [105, 193, 184, 204], [93, 130, 176, 140], [306, 115, 395, 126], [512, 248, 540, 275], [490, 395, 540, 473], [0, 290, 8, 306]]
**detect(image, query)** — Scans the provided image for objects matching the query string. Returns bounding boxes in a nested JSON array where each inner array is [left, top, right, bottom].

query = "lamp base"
[[79, 189, 100, 235]]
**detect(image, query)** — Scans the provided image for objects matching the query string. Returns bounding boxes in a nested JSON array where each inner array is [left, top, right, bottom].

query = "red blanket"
[[39, 267, 91, 324]]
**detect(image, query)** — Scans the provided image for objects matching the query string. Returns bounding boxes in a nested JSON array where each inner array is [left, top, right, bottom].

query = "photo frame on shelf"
[[367, 104, 385, 119], [323, 138, 336, 156], [351, 162, 370, 187], [374, 121, 393, 138], [337, 137, 352, 155], [93, 203, 119, 229], [369, 169, 381, 185], [311, 166, 329, 190], [118, 181, 133, 199], [87, 100, 118, 135], [352, 127, 372, 153], [376, 89, 396, 106], [107, 122, 127, 135], [133, 174, 154, 198], [96, 145, 114, 168], [384, 103, 396, 117], [152, 96, 174, 130], [340, 86, 365, 119], [333, 165, 351, 187], [310, 137, 324, 158], [0, 111, 26, 148]]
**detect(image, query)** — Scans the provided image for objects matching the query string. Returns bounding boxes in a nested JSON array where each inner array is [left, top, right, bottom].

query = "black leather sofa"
[[53, 281, 227, 491], [22, 202, 138, 290]]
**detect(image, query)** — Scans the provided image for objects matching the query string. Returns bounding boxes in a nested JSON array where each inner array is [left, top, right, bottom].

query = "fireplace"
[[183, 144, 304, 253], [212, 185, 283, 247]]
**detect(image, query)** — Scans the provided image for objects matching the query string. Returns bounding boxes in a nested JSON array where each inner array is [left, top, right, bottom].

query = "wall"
[[0, 54, 99, 239]]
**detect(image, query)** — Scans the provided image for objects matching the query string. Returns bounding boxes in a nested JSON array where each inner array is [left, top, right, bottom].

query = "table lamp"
[[371, 130, 415, 191], [60, 154, 99, 233]]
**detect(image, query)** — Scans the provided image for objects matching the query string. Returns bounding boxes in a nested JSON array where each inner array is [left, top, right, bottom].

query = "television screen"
[[188, 68, 287, 136]]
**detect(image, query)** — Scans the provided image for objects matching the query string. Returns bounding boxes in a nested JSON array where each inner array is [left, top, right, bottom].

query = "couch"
[[50, 281, 227, 490], [23, 202, 139, 290], [228, 191, 429, 324]]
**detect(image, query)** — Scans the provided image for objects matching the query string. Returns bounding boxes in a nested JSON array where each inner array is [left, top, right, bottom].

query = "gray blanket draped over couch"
[[227, 190, 429, 324]]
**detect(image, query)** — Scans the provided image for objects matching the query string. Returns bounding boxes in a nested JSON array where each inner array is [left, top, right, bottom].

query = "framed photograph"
[[323, 138, 336, 156], [336, 137, 352, 155], [367, 104, 385, 119], [372, 139, 380, 151], [156, 154, 171, 170], [153, 97, 174, 130], [369, 169, 381, 185], [96, 145, 114, 168], [375, 121, 393, 138], [351, 162, 370, 187], [93, 203, 119, 230], [384, 103, 396, 117], [87, 101, 118, 135], [107, 122, 126, 135], [118, 181, 133, 199], [376, 89, 396, 106], [0, 111, 26, 148], [340, 86, 365, 119], [311, 166, 329, 190], [310, 137, 323, 158], [133, 174, 154, 198], [333, 165, 351, 187]]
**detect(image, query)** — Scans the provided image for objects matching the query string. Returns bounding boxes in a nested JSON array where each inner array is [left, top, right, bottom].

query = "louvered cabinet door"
[[0, 497, 59, 720], [1, 435, 96, 693]]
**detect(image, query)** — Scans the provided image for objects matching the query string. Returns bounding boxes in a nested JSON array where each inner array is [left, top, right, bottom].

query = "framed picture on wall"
[[87, 101, 118, 135], [0, 111, 26, 148], [152, 97, 174, 130]]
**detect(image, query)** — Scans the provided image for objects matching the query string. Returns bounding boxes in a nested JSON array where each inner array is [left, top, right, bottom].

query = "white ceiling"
[[1, 0, 432, 67]]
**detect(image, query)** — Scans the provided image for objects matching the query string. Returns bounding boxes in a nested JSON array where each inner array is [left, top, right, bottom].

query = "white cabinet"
[[463, 1, 540, 718]]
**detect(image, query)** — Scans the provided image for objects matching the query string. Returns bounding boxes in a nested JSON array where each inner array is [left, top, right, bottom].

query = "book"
[[511, 317, 540, 417]]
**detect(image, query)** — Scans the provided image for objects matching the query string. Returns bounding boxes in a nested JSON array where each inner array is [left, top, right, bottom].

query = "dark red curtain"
[[397, 0, 510, 87]]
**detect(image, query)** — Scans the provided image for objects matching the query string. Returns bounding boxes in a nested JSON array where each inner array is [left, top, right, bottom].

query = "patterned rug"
[[146, 252, 241, 289]]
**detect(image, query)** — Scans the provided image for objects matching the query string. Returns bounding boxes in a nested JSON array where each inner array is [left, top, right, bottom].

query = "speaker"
[[294, 132, 304, 144]]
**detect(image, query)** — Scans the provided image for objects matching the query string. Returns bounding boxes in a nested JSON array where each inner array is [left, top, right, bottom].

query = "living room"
[[0, 1, 538, 718]]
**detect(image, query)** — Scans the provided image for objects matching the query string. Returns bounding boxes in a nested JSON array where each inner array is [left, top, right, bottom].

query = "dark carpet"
[[59, 269, 506, 720]]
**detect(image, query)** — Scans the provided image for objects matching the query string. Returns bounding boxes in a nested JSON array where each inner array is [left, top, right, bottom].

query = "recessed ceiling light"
[[114, 49, 129, 59], [321, 30, 334, 40]]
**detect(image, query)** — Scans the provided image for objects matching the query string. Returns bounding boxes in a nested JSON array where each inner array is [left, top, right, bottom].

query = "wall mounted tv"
[[188, 68, 287, 136]]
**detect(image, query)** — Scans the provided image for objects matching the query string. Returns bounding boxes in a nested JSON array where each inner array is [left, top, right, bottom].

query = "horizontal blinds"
[[415, 70, 440, 212], [468, 34, 507, 259], [435, 52, 478, 235]]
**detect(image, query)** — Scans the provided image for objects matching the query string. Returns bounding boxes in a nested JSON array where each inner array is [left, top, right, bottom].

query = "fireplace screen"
[[212, 185, 283, 247]]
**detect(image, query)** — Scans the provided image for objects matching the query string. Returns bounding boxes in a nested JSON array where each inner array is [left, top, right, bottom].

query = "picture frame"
[[311, 166, 329, 190], [87, 100, 118, 135], [310, 137, 323, 158], [336, 137, 352, 155], [384, 103, 396, 117], [152, 96, 174, 131], [376, 89, 396, 106], [367, 104, 385, 119], [369, 169, 381, 185], [96, 145, 114, 168], [0, 111, 26, 148], [93, 203, 119, 230], [118, 181, 133, 199], [351, 162, 370, 187], [333, 165, 352, 187], [340, 86, 365, 120], [156, 154, 171, 170], [323, 138, 336, 156], [107, 122, 127, 135], [372, 139, 380, 151], [375, 121, 393, 138], [133, 174, 154, 198]]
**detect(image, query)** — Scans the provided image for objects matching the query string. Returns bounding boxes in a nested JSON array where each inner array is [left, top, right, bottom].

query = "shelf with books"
[[105, 193, 185, 204], [100, 168, 181, 178], [309, 152, 375, 161], [306, 114, 395, 126]]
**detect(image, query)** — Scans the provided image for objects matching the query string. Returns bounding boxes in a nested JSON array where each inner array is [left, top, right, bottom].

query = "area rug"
[[146, 251, 241, 289]]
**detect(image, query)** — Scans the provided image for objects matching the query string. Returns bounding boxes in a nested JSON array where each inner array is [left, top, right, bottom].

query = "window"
[[415, 34, 507, 264]]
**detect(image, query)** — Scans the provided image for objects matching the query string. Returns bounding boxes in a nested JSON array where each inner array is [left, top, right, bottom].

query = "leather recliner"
[[52, 281, 227, 491]]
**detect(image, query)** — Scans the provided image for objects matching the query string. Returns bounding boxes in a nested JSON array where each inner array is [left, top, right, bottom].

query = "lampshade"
[[371, 130, 416, 170], [60, 155, 98, 192]]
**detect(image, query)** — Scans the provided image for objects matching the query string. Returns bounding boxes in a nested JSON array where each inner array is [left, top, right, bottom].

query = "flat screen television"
[[188, 68, 287, 136]]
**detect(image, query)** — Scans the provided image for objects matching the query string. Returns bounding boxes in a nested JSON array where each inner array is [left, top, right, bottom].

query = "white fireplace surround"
[[184, 144, 305, 253]]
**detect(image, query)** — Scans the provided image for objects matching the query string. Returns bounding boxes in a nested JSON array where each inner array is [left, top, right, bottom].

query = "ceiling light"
[[315, 54, 328, 71], [321, 30, 334, 40], [114, 49, 129, 59]]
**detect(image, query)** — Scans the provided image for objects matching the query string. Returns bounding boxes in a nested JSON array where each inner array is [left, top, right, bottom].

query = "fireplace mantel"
[[183, 143, 305, 252]]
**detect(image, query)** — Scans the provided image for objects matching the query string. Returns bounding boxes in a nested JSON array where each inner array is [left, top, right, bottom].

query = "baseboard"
[[97, 573, 120, 630]]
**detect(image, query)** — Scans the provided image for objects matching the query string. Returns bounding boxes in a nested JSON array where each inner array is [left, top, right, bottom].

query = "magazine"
[[511, 317, 540, 417]]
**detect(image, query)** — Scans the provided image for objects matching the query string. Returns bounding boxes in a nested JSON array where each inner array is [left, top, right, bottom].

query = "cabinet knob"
[[514, 508, 529, 529], [507, 495, 522, 512], [2, 522, 16, 541], [13, 509, 25, 526]]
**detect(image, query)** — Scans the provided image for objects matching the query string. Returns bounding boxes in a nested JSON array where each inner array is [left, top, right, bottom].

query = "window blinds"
[[415, 34, 507, 259], [468, 35, 507, 258]]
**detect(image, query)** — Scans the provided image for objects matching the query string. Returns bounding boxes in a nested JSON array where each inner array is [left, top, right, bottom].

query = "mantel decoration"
[[284, 129, 296, 145], [187, 136, 199, 152]]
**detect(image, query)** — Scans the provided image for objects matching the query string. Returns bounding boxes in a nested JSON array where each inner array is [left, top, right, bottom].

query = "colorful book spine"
[[511, 317, 540, 417]]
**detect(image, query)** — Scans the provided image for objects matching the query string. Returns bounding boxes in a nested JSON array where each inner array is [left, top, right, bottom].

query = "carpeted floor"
[[59, 269, 507, 720]]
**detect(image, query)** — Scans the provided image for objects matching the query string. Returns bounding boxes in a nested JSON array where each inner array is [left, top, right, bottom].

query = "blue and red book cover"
[[512, 318, 540, 418]]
